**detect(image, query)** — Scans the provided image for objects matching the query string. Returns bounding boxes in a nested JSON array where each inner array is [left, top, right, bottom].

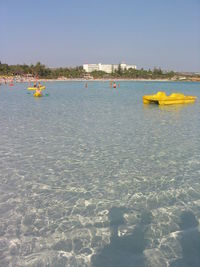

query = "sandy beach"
[[1, 76, 200, 85]]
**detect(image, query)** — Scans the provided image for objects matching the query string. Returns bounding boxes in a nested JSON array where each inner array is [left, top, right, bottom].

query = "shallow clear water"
[[0, 81, 200, 267]]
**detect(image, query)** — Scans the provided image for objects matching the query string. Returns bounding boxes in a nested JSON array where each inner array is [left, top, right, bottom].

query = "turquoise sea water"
[[0, 81, 200, 267]]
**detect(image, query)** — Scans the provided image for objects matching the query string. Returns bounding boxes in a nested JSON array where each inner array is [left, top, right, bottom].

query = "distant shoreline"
[[37, 78, 200, 82], [1, 77, 200, 84]]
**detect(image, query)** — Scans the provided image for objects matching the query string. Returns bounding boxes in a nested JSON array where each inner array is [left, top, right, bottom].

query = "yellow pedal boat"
[[143, 91, 197, 105]]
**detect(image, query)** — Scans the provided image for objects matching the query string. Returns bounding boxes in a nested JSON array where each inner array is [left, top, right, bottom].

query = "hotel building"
[[83, 63, 137, 73]]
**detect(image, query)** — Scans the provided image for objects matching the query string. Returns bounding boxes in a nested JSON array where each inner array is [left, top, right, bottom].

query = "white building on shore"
[[83, 63, 137, 73]]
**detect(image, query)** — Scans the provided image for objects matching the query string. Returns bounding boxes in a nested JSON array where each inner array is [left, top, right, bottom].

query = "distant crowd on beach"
[[0, 75, 37, 85], [0, 75, 69, 85]]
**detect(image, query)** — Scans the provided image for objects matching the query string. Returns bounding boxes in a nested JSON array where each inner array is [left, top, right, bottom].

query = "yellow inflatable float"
[[27, 86, 45, 91], [143, 91, 197, 105], [33, 92, 43, 97]]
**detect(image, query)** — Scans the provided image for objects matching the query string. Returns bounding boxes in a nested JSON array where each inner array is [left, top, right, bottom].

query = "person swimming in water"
[[35, 82, 42, 95]]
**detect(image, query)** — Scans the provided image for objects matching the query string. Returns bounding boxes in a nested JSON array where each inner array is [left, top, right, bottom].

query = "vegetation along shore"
[[0, 62, 200, 83]]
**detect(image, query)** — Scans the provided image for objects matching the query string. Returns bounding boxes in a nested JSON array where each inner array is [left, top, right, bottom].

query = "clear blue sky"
[[0, 0, 200, 71]]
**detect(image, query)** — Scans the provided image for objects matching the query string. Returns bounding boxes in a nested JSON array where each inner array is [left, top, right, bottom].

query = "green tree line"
[[0, 62, 85, 79], [0, 61, 177, 79], [91, 67, 176, 79]]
